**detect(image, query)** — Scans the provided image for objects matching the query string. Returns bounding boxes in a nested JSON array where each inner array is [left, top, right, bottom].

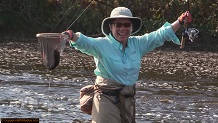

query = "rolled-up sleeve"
[[162, 22, 180, 44]]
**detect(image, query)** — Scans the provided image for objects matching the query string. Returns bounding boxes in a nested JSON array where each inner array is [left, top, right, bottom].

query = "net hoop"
[[36, 33, 67, 70], [36, 33, 67, 39]]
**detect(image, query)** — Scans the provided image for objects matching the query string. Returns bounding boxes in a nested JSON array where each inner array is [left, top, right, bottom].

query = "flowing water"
[[0, 41, 218, 123]]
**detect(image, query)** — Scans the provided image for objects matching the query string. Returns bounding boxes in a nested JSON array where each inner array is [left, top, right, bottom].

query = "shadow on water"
[[0, 42, 218, 122]]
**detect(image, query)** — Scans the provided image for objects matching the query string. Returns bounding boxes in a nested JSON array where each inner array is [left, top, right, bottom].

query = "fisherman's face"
[[110, 18, 133, 43]]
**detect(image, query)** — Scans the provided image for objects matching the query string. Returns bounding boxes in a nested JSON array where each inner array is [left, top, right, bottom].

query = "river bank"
[[1, 41, 218, 82], [1, 41, 218, 122]]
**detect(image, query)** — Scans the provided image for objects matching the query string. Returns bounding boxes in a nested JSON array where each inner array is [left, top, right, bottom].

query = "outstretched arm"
[[171, 20, 182, 32]]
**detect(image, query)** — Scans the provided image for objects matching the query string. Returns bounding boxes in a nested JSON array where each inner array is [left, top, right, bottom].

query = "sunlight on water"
[[0, 42, 218, 122]]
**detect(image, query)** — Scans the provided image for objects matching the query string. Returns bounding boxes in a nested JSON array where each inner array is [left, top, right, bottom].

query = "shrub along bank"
[[0, 0, 217, 51]]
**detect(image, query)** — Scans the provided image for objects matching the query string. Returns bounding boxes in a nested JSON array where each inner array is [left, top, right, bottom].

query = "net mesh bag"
[[36, 33, 67, 70]]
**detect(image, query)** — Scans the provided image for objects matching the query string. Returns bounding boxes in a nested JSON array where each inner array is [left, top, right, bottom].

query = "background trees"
[[0, 0, 217, 46]]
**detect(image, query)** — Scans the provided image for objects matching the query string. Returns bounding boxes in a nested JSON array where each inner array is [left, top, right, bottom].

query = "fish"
[[36, 33, 67, 71], [48, 49, 60, 70]]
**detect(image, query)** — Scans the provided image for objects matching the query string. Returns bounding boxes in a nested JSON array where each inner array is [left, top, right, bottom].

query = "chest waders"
[[94, 76, 136, 123]]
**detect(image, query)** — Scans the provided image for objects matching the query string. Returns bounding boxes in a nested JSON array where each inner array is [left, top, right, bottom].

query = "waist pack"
[[80, 85, 95, 115], [79, 84, 135, 115], [79, 84, 120, 115]]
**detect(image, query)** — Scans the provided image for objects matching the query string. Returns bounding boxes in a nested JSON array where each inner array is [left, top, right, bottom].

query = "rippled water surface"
[[0, 42, 218, 122]]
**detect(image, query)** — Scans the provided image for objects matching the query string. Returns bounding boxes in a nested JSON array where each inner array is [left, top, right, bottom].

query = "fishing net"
[[36, 33, 67, 70]]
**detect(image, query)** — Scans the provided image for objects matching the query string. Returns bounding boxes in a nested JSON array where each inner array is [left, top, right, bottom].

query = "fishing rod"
[[51, 0, 94, 32], [180, 0, 199, 49], [66, 0, 94, 30], [36, 1, 96, 116], [180, 0, 189, 49], [64, 0, 96, 83], [42, 0, 95, 82], [50, 1, 75, 32]]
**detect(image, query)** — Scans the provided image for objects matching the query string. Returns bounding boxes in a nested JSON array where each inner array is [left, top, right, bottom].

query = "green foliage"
[[0, 0, 217, 40]]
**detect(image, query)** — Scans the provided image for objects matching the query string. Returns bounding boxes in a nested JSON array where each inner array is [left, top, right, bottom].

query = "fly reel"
[[185, 28, 199, 42]]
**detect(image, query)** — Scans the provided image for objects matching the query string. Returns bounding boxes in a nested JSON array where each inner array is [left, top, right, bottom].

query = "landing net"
[[36, 33, 67, 70]]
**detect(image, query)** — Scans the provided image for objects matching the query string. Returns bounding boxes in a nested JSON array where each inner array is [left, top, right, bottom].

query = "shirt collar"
[[107, 33, 126, 51]]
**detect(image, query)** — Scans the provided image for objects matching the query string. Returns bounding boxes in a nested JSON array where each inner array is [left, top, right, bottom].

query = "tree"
[[0, 0, 217, 43]]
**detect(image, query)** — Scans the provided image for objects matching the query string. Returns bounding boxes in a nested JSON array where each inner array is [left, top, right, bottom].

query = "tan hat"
[[101, 7, 142, 35]]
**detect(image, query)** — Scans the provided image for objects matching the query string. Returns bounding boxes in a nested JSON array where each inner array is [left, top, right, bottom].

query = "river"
[[0, 41, 218, 122]]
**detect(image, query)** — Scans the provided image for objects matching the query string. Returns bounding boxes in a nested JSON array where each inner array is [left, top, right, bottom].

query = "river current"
[[0, 42, 218, 122]]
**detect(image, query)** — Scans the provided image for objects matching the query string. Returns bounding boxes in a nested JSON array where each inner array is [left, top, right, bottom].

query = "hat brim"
[[101, 16, 142, 35]]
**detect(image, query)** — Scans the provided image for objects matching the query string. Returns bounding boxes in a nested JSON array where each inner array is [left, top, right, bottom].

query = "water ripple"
[[0, 42, 218, 122]]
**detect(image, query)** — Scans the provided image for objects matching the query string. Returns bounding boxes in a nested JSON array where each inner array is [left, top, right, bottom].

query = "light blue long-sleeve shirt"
[[69, 22, 180, 85]]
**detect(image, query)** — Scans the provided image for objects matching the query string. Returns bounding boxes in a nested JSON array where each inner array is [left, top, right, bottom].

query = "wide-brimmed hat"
[[101, 7, 142, 35]]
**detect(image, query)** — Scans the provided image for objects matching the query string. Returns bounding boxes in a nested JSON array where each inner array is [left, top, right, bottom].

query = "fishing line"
[[76, 53, 95, 84], [65, 0, 96, 84], [51, 0, 95, 31], [66, 8, 85, 30], [45, 71, 59, 120], [66, 0, 95, 30], [47, 1, 95, 118], [51, 1, 75, 32], [46, 73, 52, 120]]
